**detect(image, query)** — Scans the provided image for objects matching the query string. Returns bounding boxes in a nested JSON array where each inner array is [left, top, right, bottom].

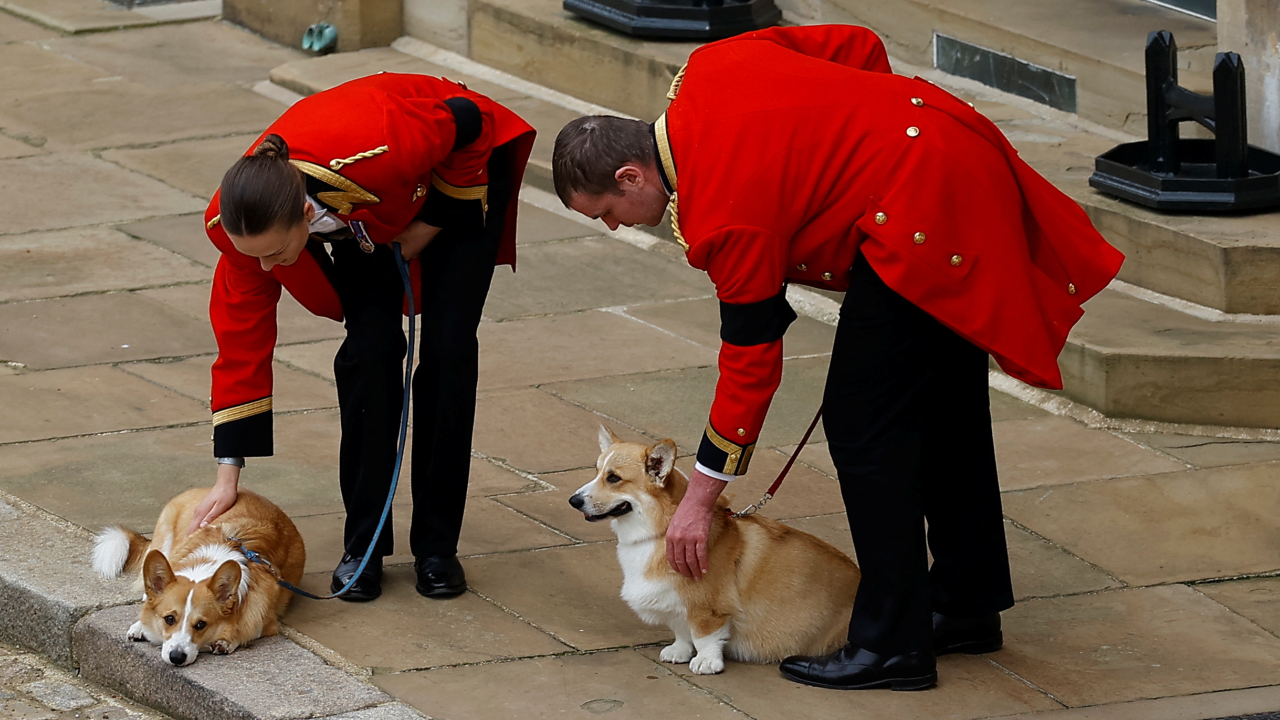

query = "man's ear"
[[302, 199, 316, 222], [143, 550, 174, 598], [614, 164, 644, 188], [646, 439, 678, 486], [598, 425, 621, 454]]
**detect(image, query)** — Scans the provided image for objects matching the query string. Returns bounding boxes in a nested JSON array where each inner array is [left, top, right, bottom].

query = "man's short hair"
[[552, 115, 652, 204]]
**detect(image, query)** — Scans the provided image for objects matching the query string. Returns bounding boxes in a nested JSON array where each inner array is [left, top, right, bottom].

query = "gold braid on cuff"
[[212, 397, 272, 426]]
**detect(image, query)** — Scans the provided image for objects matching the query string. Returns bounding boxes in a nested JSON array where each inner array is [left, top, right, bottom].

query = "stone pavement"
[[0, 638, 171, 720], [1, 5, 1280, 720]]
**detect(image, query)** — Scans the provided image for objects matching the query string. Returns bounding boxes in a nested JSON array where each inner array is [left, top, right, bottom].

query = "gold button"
[[913, 232, 926, 244], [1068, 283, 1077, 295], [736, 428, 746, 437], [911, 97, 924, 107], [907, 126, 921, 137], [822, 272, 834, 281], [875, 212, 888, 225], [797, 264, 808, 272], [950, 255, 962, 266]]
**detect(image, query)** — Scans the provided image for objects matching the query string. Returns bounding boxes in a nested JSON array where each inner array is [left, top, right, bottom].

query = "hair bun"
[[252, 134, 289, 161]]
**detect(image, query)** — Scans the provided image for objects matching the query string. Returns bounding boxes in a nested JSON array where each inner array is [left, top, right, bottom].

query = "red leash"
[[730, 406, 824, 518]]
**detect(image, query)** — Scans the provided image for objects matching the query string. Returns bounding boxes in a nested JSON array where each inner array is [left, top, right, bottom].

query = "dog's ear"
[[210, 560, 241, 612], [143, 550, 174, 597], [598, 425, 621, 454], [646, 439, 678, 486]]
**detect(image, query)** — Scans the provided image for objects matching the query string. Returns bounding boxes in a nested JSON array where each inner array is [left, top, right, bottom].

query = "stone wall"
[[224, 0, 402, 53], [1218, 0, 1280, 153], [404, 0, 469, 54]]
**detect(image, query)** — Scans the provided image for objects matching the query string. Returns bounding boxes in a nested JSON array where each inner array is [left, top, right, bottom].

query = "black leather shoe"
[[779, 644, 937, 691], [414, 554, 467, 598], [933, 612, 1003, 655], [330, 553, 383, 602]]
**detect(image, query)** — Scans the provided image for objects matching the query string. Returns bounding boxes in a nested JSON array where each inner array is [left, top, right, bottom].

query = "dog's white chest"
[[616, 541, 682, 624]]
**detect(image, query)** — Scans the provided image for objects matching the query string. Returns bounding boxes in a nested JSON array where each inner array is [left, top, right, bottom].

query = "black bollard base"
[[1090, 139, 1280, 212], [563, 0, 781, 40]]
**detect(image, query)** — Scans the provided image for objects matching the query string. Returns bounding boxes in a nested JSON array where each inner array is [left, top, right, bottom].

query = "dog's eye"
[[606, 473, 621, 484], [194, 620, 207, 631], [164, 615, 176, 626]]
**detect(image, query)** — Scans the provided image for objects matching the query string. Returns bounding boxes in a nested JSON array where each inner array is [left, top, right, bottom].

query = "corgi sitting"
[[91, 488, 305, 666], [570, 428, 861, 674]]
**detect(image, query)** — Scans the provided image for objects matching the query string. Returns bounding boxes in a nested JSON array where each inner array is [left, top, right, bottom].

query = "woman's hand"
[[665, 468, 728, 579], [393, 220, 442, 260], [189, 464, 240, 535]]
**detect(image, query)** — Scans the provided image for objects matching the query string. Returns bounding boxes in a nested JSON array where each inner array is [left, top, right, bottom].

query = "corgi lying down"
[[571, 428, 860, 674], [91, 488, 305, 666]]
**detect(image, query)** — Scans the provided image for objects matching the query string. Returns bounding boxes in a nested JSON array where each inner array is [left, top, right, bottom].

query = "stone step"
[[266, 43, 1280, 429]]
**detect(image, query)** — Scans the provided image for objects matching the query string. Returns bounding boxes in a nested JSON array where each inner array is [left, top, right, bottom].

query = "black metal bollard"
[[1090, 30, 1280, 212], [562, 0, 781, 41]]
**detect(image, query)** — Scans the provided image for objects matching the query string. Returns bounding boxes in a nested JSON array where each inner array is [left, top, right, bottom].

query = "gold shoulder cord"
[[667, 64, 687, 101], [329, 145, 389, 171]]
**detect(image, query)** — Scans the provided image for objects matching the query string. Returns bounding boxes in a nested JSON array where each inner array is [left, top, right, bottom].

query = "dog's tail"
[[91, 526, 149, 578]]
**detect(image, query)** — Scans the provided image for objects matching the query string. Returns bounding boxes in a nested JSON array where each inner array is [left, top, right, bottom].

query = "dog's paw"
[[126, 622, 149, 642], [688, 655, 725, 675], [660, 642, 695, 664], [209, 639, 237, 655]]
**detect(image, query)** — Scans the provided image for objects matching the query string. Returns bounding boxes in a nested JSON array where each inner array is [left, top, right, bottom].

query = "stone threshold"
[[0, 0, 220, 35]]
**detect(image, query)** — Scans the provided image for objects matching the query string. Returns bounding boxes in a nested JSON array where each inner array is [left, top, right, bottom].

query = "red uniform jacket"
[[205, 73, 535, 457], [657, 25, 1124, 477]]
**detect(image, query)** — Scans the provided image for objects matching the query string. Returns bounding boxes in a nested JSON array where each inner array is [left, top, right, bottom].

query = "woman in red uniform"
[[195, 73, 534, 602]]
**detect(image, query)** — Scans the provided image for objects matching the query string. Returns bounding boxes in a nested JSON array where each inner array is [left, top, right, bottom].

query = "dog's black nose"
[[568, 493, 585, 510], [168, 649, 187, 665]]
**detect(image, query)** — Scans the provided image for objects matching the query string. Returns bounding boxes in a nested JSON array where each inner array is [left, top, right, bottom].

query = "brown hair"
[[552, 116, 653, 204], [218, 134, 306, 237]]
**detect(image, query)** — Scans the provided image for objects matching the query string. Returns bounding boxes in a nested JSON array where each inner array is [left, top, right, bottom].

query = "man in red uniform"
[[552, 25, 1122, 689], [202, 73, 535, 601]]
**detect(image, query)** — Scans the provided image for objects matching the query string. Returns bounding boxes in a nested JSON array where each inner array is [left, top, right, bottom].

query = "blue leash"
[[236, 243, 414, 600]]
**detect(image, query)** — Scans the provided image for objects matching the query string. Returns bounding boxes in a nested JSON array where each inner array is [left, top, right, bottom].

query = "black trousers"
[[824, 256, 1015, 656], [328, 147, 510, 560]]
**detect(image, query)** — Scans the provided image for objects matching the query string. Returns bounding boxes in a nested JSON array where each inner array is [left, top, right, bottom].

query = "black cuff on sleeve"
[[720, 287, 797, 347], [444, 97, 482, 151], [696, 423, 755, 476], [213, 411, 273, 458]]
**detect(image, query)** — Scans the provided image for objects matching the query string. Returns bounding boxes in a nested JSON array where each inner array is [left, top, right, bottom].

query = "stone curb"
[[0, 496, 426, 720]]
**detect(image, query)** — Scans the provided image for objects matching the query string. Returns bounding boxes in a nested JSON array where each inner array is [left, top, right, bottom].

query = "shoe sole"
[[779, 667, 938, 692], [415, 583, 466, 599], [936, 632, 1003, 656]]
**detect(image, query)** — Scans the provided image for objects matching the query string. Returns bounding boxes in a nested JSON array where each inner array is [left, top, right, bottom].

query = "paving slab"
[[499, 96, 581, 171], [483, 236, 712, 320], [0, 80, 283, 153], [0, 366, 208, 445], [993, 416, 1188, 491], [0, 412, 347, 530], [0, 0, 153, 33], [640, 645, 1059, 719], [1003, 462, 1280, 585], [1195, 578, 1280, 639], [0, 226, 207, 303], [996, 685, 1280, 720], [76, 605, 389, 720], [22, 679, 95, 710], [466, 542, 672, 650], [496, 470, 616, 542], [102, 133, 256, 199], [37, 22, 304, 88], [1124, 433, 1280, 469], [375, 648, 741, 720], [991, 390, 1051, 422], [285, 566, 569, 672], [0, 292, 216, 370], [0, 511, 135, 665], [0, 153, 203, 235], [472, 388, 652, 474], [996, 585, 1280, 707], [0, 39, 114, 97], [477, 309, 717, 390], [274, 339, 343, 382], [0, 7, 56, 41], [625, 296, 837, 358], [0, 133, 43, 159], [318, 705, 428, 720], [544, 356, 830, 453], [514, 204, 596, 244], [115, 213, 220, 268], [136, 283, 345, 347], [118, 356, 338, 411], [270, 46, 528, 102]]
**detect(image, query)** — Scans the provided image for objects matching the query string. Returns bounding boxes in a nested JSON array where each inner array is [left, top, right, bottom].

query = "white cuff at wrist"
[[695, 462, 737, 482], [216, 457, 245, 468]]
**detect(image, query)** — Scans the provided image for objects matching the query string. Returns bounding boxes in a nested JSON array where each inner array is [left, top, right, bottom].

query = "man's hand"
[[189, 464, 240, 535], [665, 468, 729, 579], [393, 220, 442, 260]]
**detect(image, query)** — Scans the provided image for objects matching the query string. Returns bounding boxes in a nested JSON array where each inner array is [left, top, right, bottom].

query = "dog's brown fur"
[[571, 429, 860, 674], [92, 488, 305, 665]]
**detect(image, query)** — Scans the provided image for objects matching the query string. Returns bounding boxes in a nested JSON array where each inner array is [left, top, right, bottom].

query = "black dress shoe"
[[414, 554, 467, 598], [933, 612, 1003, 655], [330, 553, 383, 602], [779, 644, 937, 691]]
